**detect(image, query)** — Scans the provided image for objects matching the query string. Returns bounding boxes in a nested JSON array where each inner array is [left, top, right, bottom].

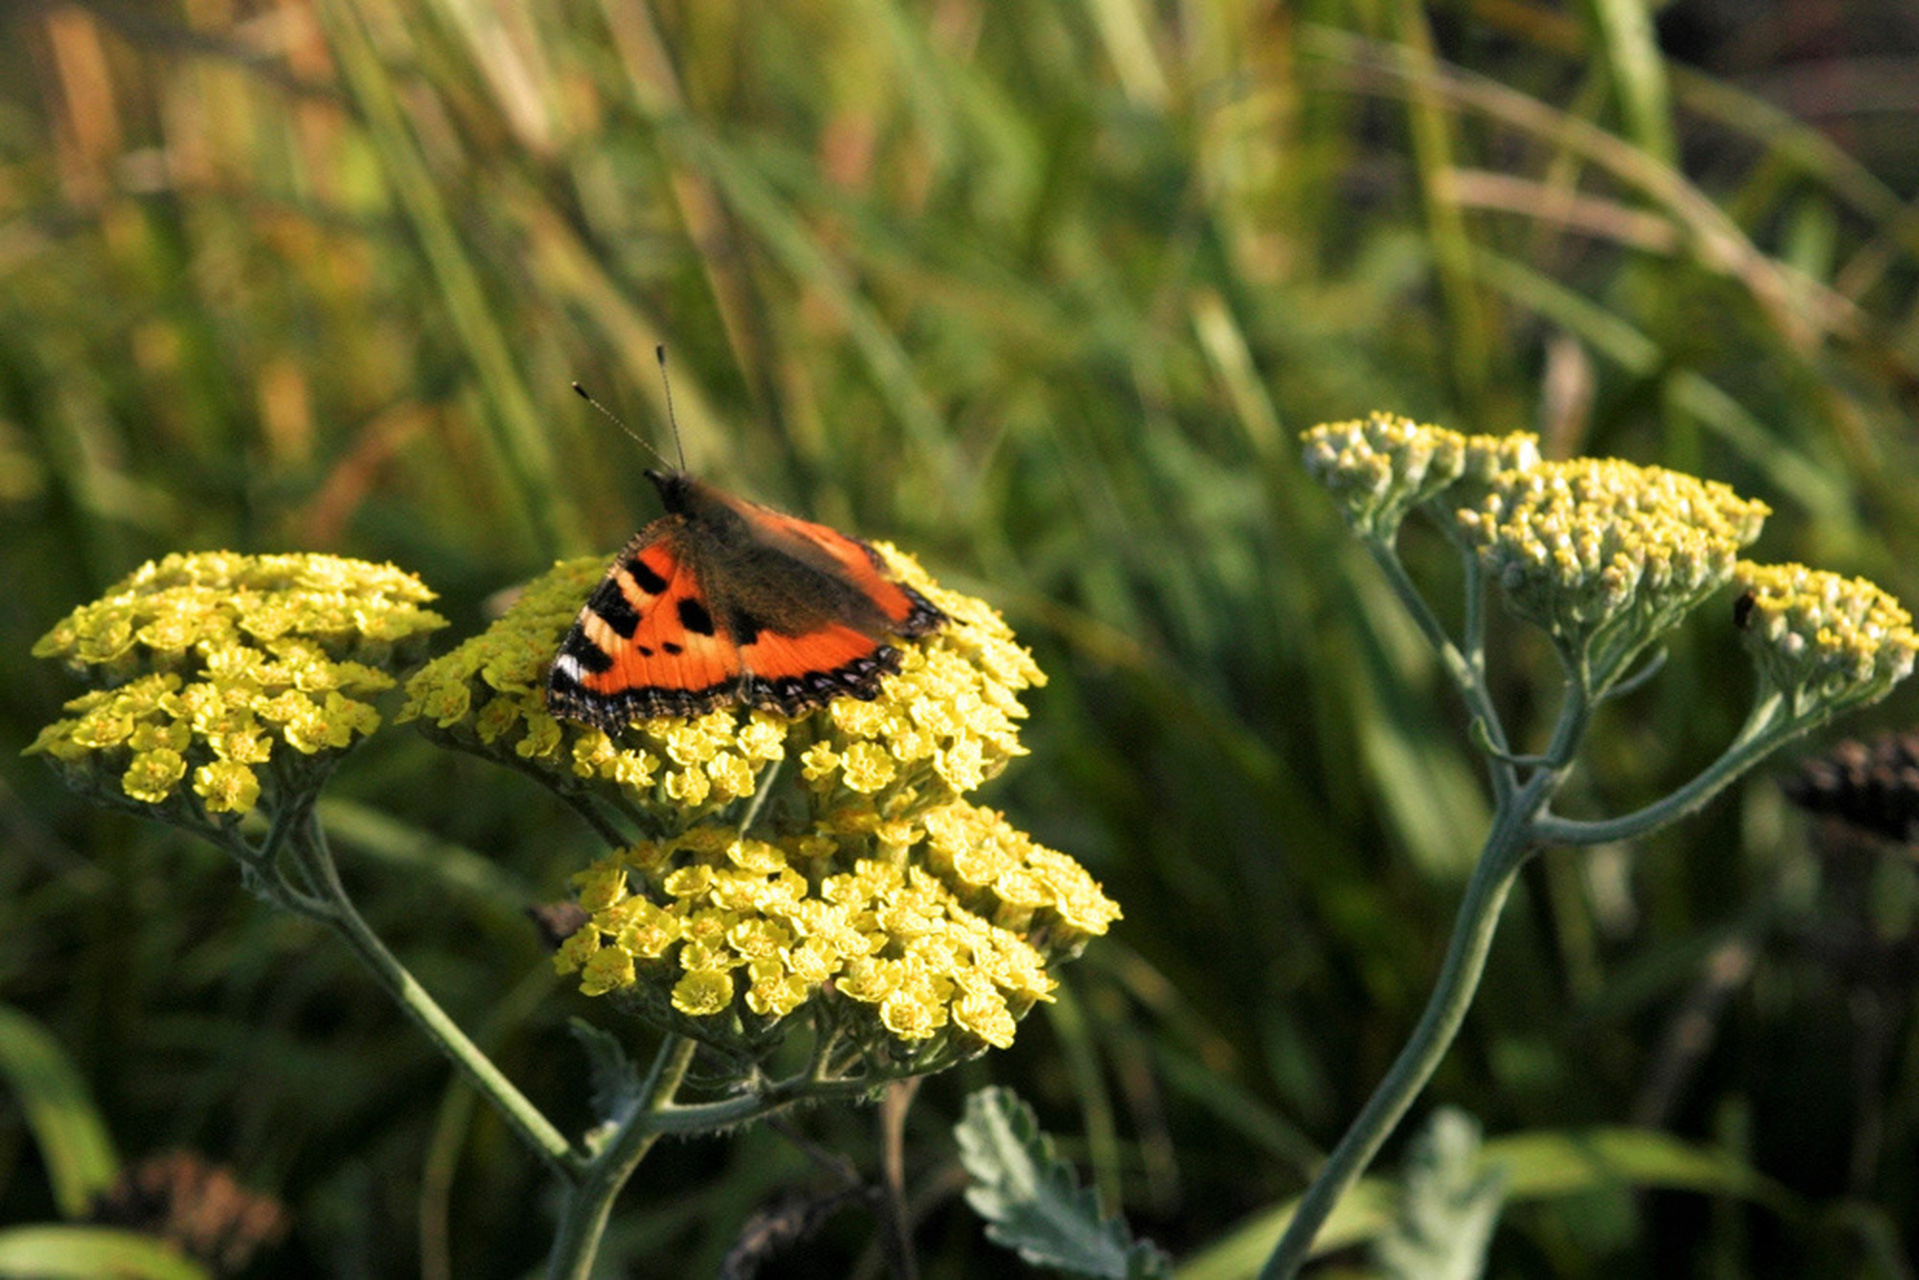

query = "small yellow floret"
[[192, 761, 261, 815], [671, 967, 736, 1016]]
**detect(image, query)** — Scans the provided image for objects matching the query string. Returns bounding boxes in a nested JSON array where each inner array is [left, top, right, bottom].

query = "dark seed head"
[[1779, 731, 1919, 845]]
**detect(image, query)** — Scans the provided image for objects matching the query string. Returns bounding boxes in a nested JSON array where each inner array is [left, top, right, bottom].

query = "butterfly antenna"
[[656, 344, 688, 473], [571, 381, 673, 471]]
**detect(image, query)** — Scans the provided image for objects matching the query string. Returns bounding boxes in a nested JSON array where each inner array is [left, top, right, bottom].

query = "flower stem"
[[1532, 693, 1792, 847], [287, 815, 579, 1177], [1258, 775, 1545, 1279], [544, 1035, 698, 1280], [1259, 670, 1792, 1273], [1364, 539, 1517, 799], [1254, 534, 1576, 1274]]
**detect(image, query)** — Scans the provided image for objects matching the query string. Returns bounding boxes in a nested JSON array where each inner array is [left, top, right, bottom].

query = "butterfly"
[[545, 467, 947, 730]]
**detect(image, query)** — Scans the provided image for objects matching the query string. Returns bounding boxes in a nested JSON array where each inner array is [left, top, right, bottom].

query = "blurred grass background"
[[4, 0, 1919, 1275]]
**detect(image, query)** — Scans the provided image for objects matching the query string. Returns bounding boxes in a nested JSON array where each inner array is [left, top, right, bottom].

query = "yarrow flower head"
[[552, 802, 1118, 1067], [1734, 561, 1917, 725], [27, 553, 446, 824], [1301, 413, 1540, 540], [408, 544, 1116, 1070], [1457, 458, 1768, 688], [400, 545, 1045, 832]]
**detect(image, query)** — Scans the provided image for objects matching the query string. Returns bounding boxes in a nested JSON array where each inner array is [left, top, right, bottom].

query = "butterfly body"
[[546, 470, 945, 728]]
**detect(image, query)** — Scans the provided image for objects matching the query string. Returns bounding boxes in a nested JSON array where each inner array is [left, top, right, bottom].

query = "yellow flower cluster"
[[397, 556, 786, 819], [27, 553, 446, 819], [399, 546, 1045, 829], [1301, 413, 1540, 539], [553, 802, 1118, 1061], [1734, 562, 1918, 720], [405, 541, 1113, 1061], [1458, 458, 1769, 681]]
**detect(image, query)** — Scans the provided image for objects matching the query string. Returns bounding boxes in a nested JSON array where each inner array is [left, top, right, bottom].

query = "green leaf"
[[0, 1006, 119, 1219], [0, 1226, 211, 1280], [1478, 1127, 1791, 1209], [1372, 1109, 1506, 1280], [956, 1086, 1170, 1280], [568, 1019, 642, 1129], [1176, 1180, 1398, 1280]]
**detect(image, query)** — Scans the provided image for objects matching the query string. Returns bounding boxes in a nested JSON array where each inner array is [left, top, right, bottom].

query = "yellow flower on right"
[[1734, 562, 1919, 720]]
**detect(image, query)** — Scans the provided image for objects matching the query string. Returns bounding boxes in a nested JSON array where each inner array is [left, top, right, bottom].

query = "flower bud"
[[1459, 459, 1768, 686], [1301, 414, 1539, 541], [1734, 561, 1917, 723]]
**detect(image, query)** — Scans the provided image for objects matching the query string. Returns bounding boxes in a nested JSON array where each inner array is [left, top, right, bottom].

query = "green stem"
[[1533, 693, 1793, 846], [226, 787, 330, 915], [544, 1036, 697, 1280], [648, 1072, 884, 1133], [486, 749, 636, 848], [1536, 675, 1595, 771], [1461, 548, 1486, 662], [1259, 778, 1544, 1279], [1364, 539, 1517, 800], [287, 817, 579, 1178], [1261, 679, 1594, 1277], [1259, 677, 1800, 1274], [1461, 551, 1517, 805]]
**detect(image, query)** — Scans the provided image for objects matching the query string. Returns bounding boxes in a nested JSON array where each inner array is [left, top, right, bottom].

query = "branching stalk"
[[1533, 694, 1793, 847], [1258, 700, 1579, 1278], [544, 1035, 697, 1280], [284, 814, 579, 1178], [1364, 538, 1517, 800]]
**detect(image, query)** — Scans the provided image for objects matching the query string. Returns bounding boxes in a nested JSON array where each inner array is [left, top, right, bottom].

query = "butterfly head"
[[644, 468, 696, 515]]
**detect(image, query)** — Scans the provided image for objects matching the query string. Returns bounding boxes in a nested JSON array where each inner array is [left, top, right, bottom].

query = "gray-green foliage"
[[1372, 1109, 1506, 1280], [955, 1087, 1170, 1280]]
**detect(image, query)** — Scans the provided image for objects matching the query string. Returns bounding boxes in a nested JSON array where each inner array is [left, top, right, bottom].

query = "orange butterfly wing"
[[547, 524, 744, 726], [701, 502, 944, 713], [749, 510, 945, 637], [735, 620, 911, 713]]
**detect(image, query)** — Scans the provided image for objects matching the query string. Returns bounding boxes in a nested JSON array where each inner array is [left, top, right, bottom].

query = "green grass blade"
[[1386, 0, 1490, 409], [1177, 1125, 1792, 1278], [1580, 0, 1676, 164], [1469, 247, 1850, 520], [0, 1006, 119, 1220], [0, 1227, 212, 1280]]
